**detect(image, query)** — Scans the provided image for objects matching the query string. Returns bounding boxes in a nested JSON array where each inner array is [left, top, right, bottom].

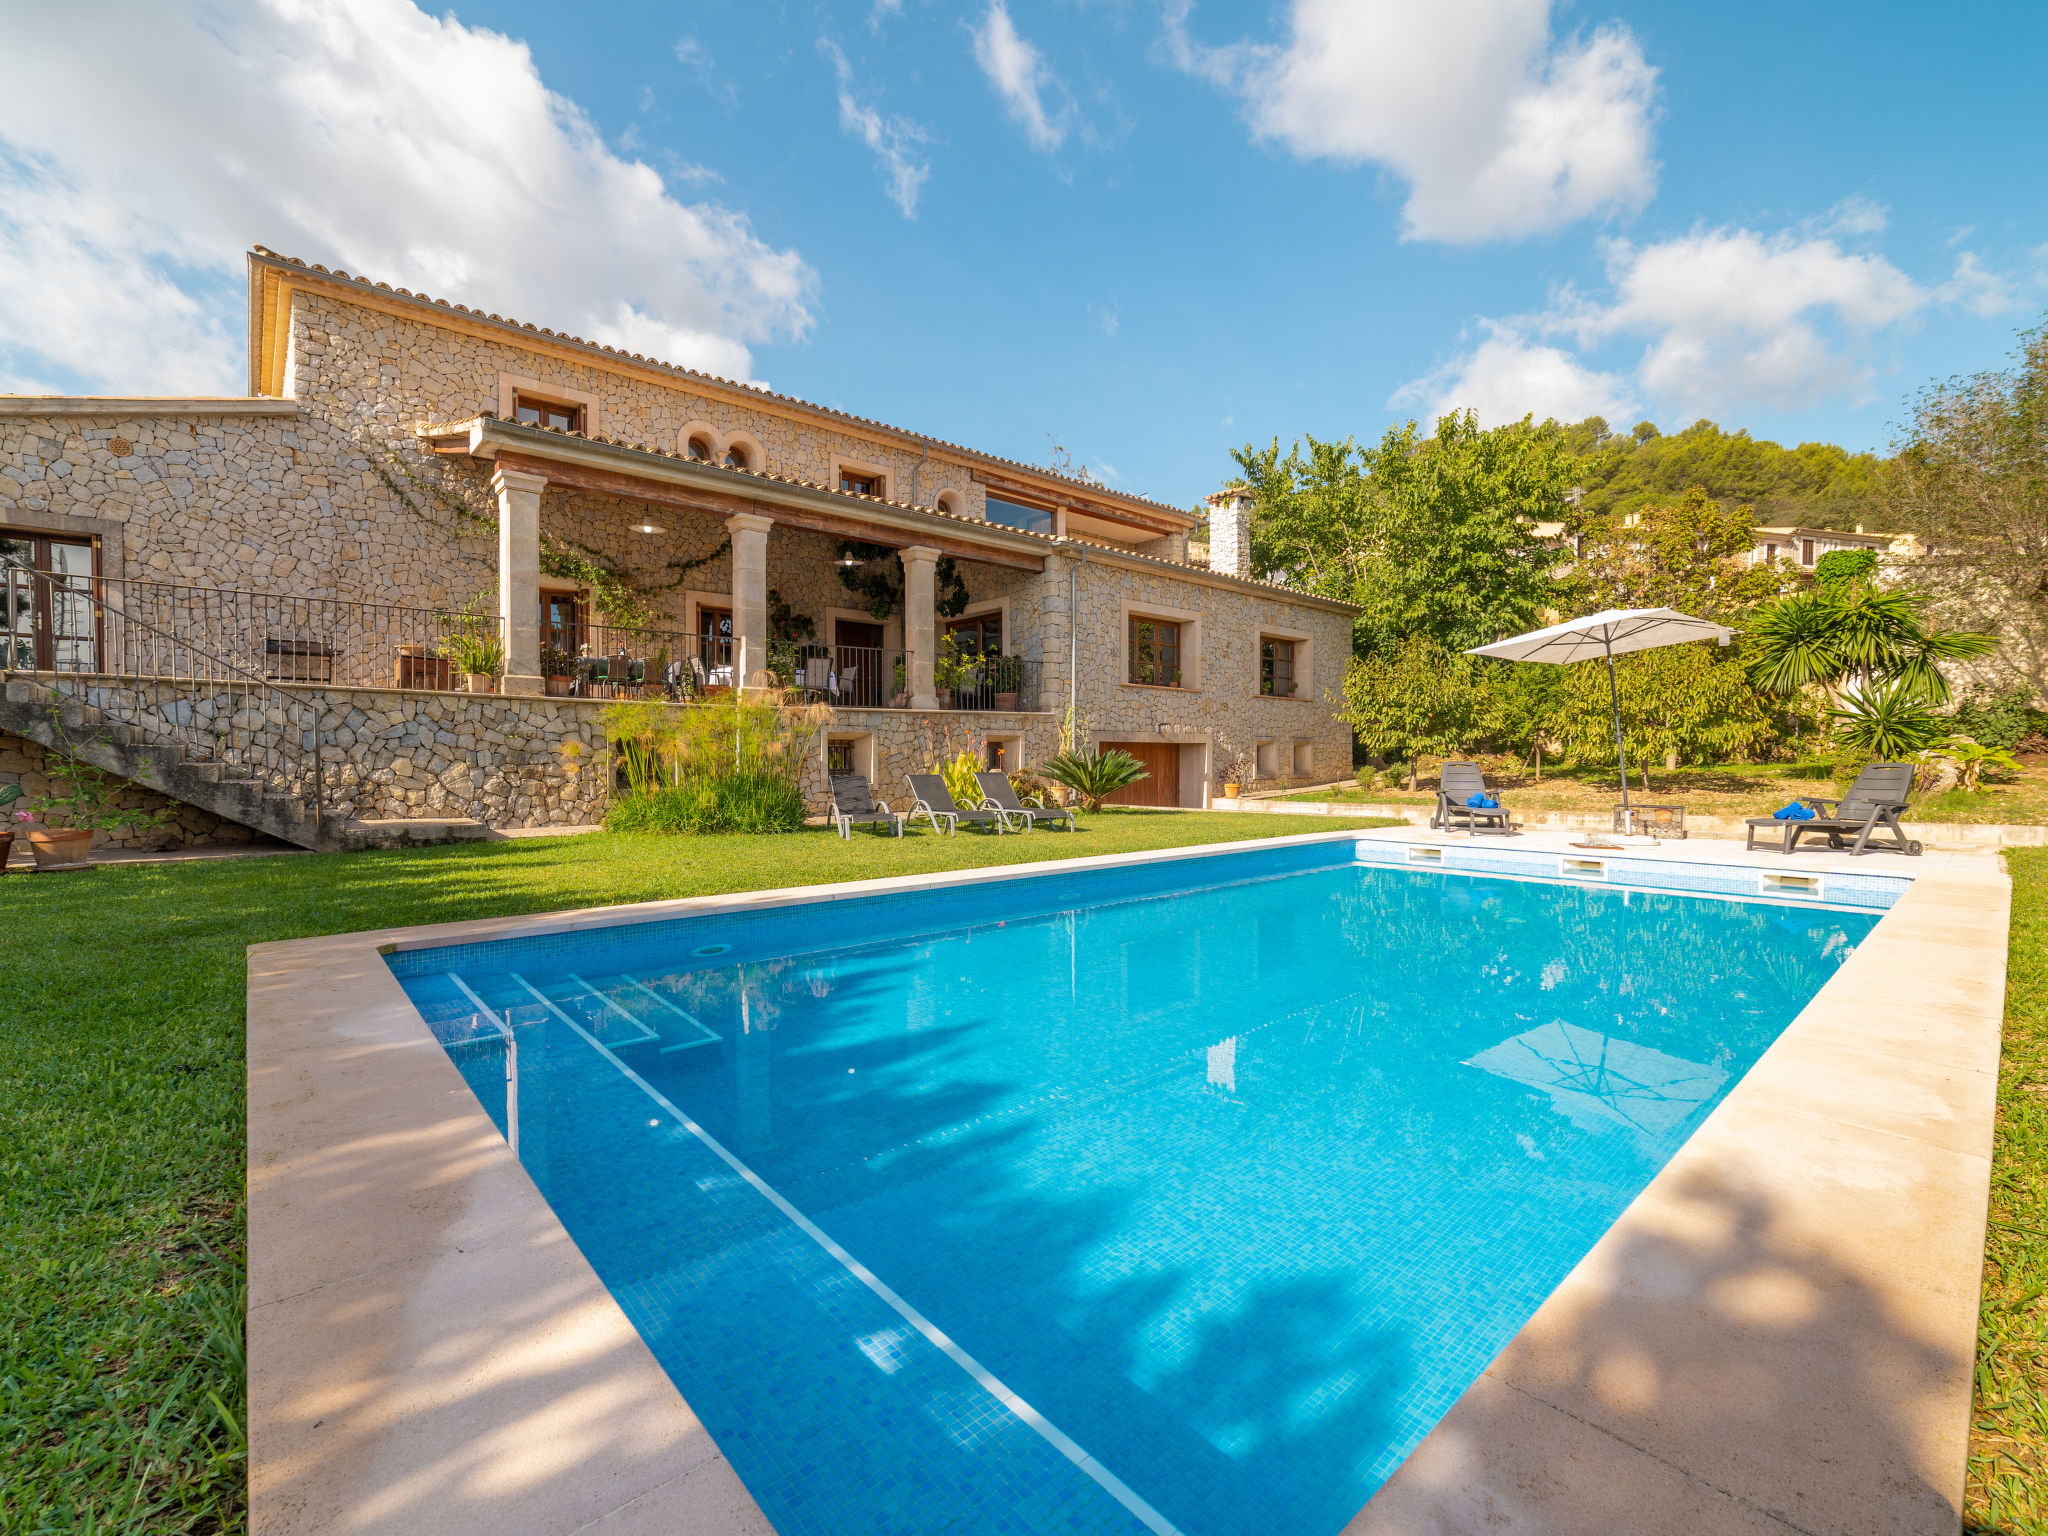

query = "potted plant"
[[0, 783, 21, 871], [987, 652, 1023, 712], [436, 594, 505, 693], [648, 645, 673, 700], [540, 642, 574, 697], [890, 656, 909, 709], [933, 633, 968, 710], [1217, 744, 1257, 801], [22, 752, 182, 869]]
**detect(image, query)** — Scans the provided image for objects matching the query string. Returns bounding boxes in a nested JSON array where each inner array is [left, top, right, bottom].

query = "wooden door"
[[1098, 742, 1180, 807]]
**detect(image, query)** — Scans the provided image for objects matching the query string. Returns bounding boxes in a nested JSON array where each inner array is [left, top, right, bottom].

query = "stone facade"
[[0, 256, 1357, 840]]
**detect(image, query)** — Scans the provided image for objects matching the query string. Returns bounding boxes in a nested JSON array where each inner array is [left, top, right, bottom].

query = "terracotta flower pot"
[[544, 676, 571, 697], [0, 830, 13, 872], [28, 826, 93, 869], [1222, 782, 1241, 798], [464, 673, 494, 694], [993, 692, 1018, 712]]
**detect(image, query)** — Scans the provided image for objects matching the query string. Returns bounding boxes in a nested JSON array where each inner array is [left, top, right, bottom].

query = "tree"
[[1554, 643, 1774, 774], [1233, 411, 1580, 657], [1884, 313, 2048, 697], [1568, 485, 1797, 618], [1565, 416, 1885, 530], [1744, 586, 1995, 707], [1338, 636, 1495, 787]]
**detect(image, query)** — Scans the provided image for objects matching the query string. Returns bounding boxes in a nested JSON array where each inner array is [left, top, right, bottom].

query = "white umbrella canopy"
[[1466, 608, 1736, 835]]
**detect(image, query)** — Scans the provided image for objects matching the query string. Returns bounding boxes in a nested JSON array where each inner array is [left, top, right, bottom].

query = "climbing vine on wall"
[[369, 442, 497, 535], [768, 589, 816, 643], [835, 543, 972, 620]]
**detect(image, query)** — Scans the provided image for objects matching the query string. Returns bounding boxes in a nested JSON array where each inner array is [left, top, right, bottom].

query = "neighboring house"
[[1744, 525, 1918, 571], [0, 247, 1356, 847]]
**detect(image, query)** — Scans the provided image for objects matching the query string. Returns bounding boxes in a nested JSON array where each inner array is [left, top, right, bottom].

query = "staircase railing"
[[1, 559, 327, 841]]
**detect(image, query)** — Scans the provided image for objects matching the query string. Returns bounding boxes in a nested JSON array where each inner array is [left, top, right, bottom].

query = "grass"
[[0, 809, 1396, 1536], [1280, 758, 2048, 824], [1970, 846, 2048, 1535]]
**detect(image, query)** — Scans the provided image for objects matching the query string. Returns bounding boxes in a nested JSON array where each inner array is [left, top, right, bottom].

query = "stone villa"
[[0, 247, 1356, 848]]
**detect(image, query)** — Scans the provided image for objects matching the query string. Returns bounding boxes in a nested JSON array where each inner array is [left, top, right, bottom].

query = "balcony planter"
[[544, 676, 571, 697], [464, 673, 494, 694], [935, 689, 955, 710], [28, 826, 93, 870], [993, 692, 1018, 712]]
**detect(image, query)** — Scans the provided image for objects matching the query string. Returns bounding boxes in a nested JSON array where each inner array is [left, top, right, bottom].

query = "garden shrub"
[[600, 693, 829, 835], [1950, 687, 2036, 752]]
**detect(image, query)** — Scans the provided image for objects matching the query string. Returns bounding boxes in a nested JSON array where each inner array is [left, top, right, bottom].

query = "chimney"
[[1204, 485, 1254, 578]]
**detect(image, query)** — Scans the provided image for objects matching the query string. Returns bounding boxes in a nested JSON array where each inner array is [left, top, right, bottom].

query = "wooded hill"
[[1561, 417, 1887, 530]]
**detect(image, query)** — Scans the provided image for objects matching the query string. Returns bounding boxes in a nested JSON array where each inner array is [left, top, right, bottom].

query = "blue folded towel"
[[1466, 793, 1499, 809], [1772, 802, 1815, 821]]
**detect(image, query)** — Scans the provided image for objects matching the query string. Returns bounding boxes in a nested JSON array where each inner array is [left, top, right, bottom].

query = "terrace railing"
[[1, 560, 328, 836]]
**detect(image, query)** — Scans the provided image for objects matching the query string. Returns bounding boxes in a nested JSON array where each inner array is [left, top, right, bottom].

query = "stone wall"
[[0, 728, 266, 849], [804, 707, 1061, 814], [1051, 553, 1355, 794]]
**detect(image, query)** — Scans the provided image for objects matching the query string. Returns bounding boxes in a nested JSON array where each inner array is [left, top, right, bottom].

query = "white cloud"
[[1166, 0, 1658, 243], [1554, 228, 1925, 412], [1404, 220, 2030, 427], [972, 1, 1072, 152], [1815, 194, 1888, 237], [0, 0, 814, 395], [1396, 323, 1636, 427], [1936, 250, 2019, 317], [868, 0, 904, 30], [822, 41, 931, 218]]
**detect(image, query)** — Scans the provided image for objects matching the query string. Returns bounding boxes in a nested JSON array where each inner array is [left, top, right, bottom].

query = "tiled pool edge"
[[1344, 842, 2008, 1535], [246, 831, 2006, 1536]]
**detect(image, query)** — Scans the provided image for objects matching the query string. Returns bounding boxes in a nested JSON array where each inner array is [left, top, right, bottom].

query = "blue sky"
[[3, 1, 2044, 511]]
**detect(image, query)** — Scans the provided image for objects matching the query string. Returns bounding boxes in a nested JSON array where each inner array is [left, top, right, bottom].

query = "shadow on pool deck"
[[1347, 1164, 1973, 1536]]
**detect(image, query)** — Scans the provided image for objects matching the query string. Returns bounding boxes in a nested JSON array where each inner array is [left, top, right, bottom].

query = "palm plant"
[[1745, 586, 1995, 706], [1829, 677, 1948, 759], [1039, 748, 1148, 811]]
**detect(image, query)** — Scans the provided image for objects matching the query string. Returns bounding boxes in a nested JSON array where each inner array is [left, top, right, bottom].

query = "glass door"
[[0, 531, 98, 673]]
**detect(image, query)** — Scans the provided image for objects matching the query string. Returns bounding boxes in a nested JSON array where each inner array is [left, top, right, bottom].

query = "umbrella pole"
[[1605, 633, 1632, 835]]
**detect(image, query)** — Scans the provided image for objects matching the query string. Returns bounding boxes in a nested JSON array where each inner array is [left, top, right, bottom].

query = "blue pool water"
[[389, 842, 1883, 1536]]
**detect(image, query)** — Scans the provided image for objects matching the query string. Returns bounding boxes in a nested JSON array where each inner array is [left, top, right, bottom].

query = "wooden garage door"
[[1099, 741, 1180, 807]]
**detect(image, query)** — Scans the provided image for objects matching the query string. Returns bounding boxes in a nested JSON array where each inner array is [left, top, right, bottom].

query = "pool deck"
[[246, 828, 2007, 1536]]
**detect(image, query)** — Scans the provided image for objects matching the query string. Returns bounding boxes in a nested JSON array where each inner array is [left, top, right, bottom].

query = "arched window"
[[724, 444, 750, 471], [686, 435, 713, 462], [935, 489, 963, 517]]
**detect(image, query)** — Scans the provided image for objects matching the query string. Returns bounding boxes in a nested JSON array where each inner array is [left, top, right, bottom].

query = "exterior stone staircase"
[[1, 681, 489, 852]]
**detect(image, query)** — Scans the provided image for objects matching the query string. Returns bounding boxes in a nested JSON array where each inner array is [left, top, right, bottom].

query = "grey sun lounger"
[[1744, 762, 1922, 857], [1432, 760, 1513, 834], [907, 773, 1005, 835], [827, 772, 903, 839], [976, 770, 1075, 832]]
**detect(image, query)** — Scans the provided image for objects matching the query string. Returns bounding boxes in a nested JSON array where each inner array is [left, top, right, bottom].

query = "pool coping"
[[246, 829, 2008, 1536]]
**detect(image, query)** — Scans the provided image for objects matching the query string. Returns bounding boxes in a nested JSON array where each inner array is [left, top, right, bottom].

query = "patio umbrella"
[[1466, 608, 1735, 835]]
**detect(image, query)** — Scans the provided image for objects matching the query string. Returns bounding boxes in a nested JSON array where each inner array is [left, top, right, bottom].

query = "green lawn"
[[1971, 847, 2048, 1535], [0, 810, 1395, 1535], [8, 814, 2042, 1535]]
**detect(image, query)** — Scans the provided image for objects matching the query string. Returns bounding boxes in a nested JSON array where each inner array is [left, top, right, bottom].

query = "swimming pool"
[[388, 839, 1887, 1536]]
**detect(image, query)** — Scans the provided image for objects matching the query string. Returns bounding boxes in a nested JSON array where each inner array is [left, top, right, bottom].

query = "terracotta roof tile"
[[254, 245, 1192, 522]]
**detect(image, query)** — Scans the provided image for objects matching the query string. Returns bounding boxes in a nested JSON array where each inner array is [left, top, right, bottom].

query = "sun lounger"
[[1744, 762, 1922, 856], [1432, 761, 1512, 834], [976, 770, 1074, 831], [907, 773, 1004, 835], [827, 772, 903, 839]]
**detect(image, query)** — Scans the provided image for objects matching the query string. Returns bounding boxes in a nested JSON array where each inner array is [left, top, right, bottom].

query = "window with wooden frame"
[[945, 612, 1002, 657], [724, 443, 752, 471], [839, 469, 882, 498], [513, 393, 584, 433], [1260, 636, 1297, 697], [1127, 617, 1182, 687], [686, 434, 714, 461], [1799, 538, 1815, 566], [0, 528, 97, 673]]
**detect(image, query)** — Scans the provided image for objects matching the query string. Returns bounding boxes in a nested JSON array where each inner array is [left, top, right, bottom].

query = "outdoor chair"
[[976, 770, 1074, 832], [827, 773, 903, 839], [1744, 762, 1923, 857], [1432, 761, 1513, 834], [907, 773, 1005, 835]]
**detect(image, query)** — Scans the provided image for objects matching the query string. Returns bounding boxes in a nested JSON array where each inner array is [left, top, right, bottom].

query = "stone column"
[[491, 465, 548, 696], [1204, 484, 1254, 577], [725, 512, 774, 688], [901, 544, 940, 709]]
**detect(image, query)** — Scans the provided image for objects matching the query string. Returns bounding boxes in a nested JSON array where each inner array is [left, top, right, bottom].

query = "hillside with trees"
[[1560, 416, 1887, 531]]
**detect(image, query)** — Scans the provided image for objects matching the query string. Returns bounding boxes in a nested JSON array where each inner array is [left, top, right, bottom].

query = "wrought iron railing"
[[1, 561, 327, 837], [2, 571, 505, 693]]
